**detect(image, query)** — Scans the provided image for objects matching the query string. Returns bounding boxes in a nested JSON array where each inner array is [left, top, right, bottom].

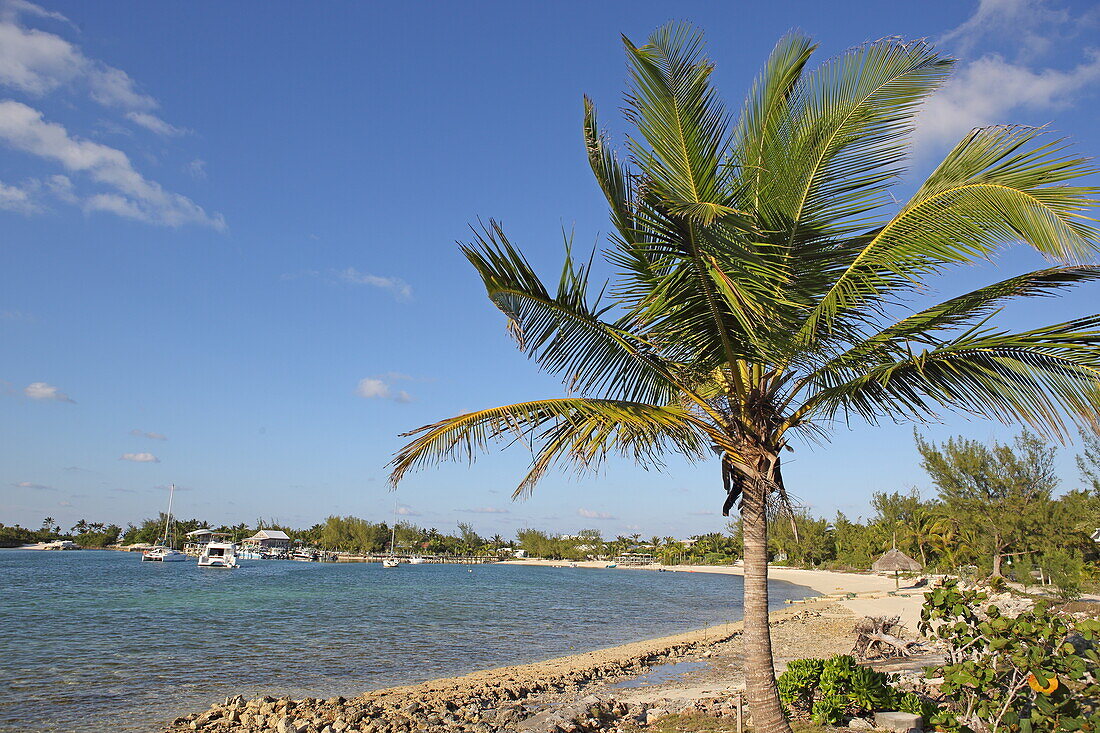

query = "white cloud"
[[578, 508, 616, 520], [356, 376, 412, 403], [0, 178, 37, 212], [395, 504, 420, 517], [120, 452, 159, 463], [917, 52, 1100, 151], [125, 111, 186, 137], [0, 308, 33, 321], [0, 101, 225, 228], [0, 2, 163, 117], [130, 428, 167, 441], [186, 158, 207, 180], [917, 0, 1100, 153], [458, 507, 510, 514], [939, 0, 1072, 60], [24, 380, 73, 402], [337, 267, 412, 300], [0, 16, 81, 95], [13, 480, 52, 490]]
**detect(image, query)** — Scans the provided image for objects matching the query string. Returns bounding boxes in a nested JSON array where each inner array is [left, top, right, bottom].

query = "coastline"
[[165, 565, 928, 733]]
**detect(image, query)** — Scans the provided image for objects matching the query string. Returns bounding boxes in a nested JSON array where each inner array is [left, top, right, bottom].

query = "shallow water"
[[0, 550, 810, 732]]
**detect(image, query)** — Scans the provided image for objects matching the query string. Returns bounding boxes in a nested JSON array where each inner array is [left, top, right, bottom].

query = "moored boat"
[[198, 542, 239, 568], [142, 483, 187, 562]]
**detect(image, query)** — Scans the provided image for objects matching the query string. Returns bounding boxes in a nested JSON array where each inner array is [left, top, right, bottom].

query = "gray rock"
[[849, 716, 875, 730], [646, 708, 668, 725], [874, 711, 922, 733]]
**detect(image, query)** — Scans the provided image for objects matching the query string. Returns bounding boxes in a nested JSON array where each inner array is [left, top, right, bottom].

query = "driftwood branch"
[[852, 615, 921, 659]]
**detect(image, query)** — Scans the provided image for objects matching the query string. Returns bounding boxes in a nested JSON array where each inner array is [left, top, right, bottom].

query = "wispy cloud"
[[130, 428, 167, 441], [356, 376, 412, 403], [578, 508, 616, 520], [0, 101, 225, 228], [916, 0, 1100, 153], [12, 480, 52, 490], [125, 111, 187, 137], [185, 158, 206, 180], [120, 452, 159, 463], [24, 381, 73, 402], [0, 308, 34, 321], [336, 267, 412, 300], [0, 178, 38, 213], [0, 1, 222, 226], [395, 504, 420, 517], [457, 507, 510, 514]]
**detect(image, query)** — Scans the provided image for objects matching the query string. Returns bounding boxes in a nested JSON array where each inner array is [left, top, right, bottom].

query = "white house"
[[242, 529, 291, 549]]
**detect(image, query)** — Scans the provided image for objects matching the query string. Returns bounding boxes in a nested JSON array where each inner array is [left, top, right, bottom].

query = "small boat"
[[291, 548, 319, 562], [198, 542, 239, 568], [605, 562, 618, 568], [142, 484, 187, 562], [42, 540, 81, 550], [408, 557, 425, 565], [381, 499, 400, 568], [237, 549, 264, 560], [143, 546, 187, 562]]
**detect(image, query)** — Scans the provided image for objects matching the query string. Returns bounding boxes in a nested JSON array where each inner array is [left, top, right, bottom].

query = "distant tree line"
[[5, 432, 1098, 594]]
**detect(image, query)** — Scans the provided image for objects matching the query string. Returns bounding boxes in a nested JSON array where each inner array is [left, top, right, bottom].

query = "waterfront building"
[[242, 529, 291, 550]]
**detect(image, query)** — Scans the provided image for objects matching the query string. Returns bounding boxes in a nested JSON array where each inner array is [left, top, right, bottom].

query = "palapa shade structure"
[[872, 548, 923, 588]]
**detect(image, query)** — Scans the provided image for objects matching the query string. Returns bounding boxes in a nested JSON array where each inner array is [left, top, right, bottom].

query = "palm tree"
[[390, 25, 1100, 733], [900, 506, 949, 566]]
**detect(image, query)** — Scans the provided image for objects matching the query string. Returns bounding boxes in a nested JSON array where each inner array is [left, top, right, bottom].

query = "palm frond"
[[461, 220, 688, 404], [623, 23, 746, 227], [388, 398, 715, 495], [798, 315, 1100, 440], [799, 125, 1100, 344]]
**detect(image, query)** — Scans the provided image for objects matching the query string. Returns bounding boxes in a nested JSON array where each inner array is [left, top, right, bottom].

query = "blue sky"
[[2, 0, 1099, 538]]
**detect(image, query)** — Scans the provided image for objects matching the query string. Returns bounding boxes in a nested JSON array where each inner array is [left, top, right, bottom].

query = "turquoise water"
[[0, 550, 810, 733]]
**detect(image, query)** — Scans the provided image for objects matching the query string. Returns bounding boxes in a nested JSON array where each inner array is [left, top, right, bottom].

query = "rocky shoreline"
[[163, 609, 792, 733]]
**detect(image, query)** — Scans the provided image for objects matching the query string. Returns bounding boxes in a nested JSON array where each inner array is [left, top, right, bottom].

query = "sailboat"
[[142, 484, 187, 562], [382, 500, 399, 568]]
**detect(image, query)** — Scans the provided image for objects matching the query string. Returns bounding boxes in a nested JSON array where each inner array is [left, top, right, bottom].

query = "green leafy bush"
[[777, 654, 909, 725], [920, 579, 1100, 733], [778, 658, 824, 720]]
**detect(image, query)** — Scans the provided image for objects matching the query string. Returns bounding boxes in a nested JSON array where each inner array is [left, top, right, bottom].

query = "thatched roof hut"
[[872, 548, 922, 588]]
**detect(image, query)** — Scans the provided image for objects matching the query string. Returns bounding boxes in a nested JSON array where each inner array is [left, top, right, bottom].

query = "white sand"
[[500, 559, 928, 630]]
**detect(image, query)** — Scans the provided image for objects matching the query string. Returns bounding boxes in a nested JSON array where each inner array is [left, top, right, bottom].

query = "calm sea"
[[0, 549, 811, 733]]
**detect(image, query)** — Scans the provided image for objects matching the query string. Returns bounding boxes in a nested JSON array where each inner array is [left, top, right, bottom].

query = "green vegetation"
[[920, 579, 1100, 733], [777, 655, 923, 725], [383, 21, 1100, 733]]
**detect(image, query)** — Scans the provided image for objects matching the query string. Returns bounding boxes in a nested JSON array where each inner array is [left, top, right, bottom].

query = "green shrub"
[[779, 658, 825, 719], [780, 654, 906, 725], [920, 579, 1100, 733]]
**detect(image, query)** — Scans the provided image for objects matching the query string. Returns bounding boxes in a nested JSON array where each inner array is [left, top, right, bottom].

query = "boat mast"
[[163, 483, 176, 547], [390, 499, 397, 557]]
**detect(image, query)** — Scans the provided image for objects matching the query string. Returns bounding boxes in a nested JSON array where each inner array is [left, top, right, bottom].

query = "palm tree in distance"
[[391, 24, 1100, 733]]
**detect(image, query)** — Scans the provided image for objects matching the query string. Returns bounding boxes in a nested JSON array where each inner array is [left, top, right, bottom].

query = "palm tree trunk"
[[741, 475, 791, 733]]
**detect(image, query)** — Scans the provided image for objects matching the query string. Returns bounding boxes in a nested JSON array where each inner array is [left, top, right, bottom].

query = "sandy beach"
[[501, 559, 924, 629], [166, 564, 932, 733]]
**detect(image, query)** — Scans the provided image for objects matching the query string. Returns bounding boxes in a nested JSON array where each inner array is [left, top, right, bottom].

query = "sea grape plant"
[[776, 654, 914, 725], [919, 579, 1100, 733]]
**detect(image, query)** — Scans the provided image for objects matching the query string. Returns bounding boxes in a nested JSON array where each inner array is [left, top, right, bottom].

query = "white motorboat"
[[198, 542, 239, 568], [142, 483, 187, 562], [408, 557, 425, 565], [143, 546, 187, 562]]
